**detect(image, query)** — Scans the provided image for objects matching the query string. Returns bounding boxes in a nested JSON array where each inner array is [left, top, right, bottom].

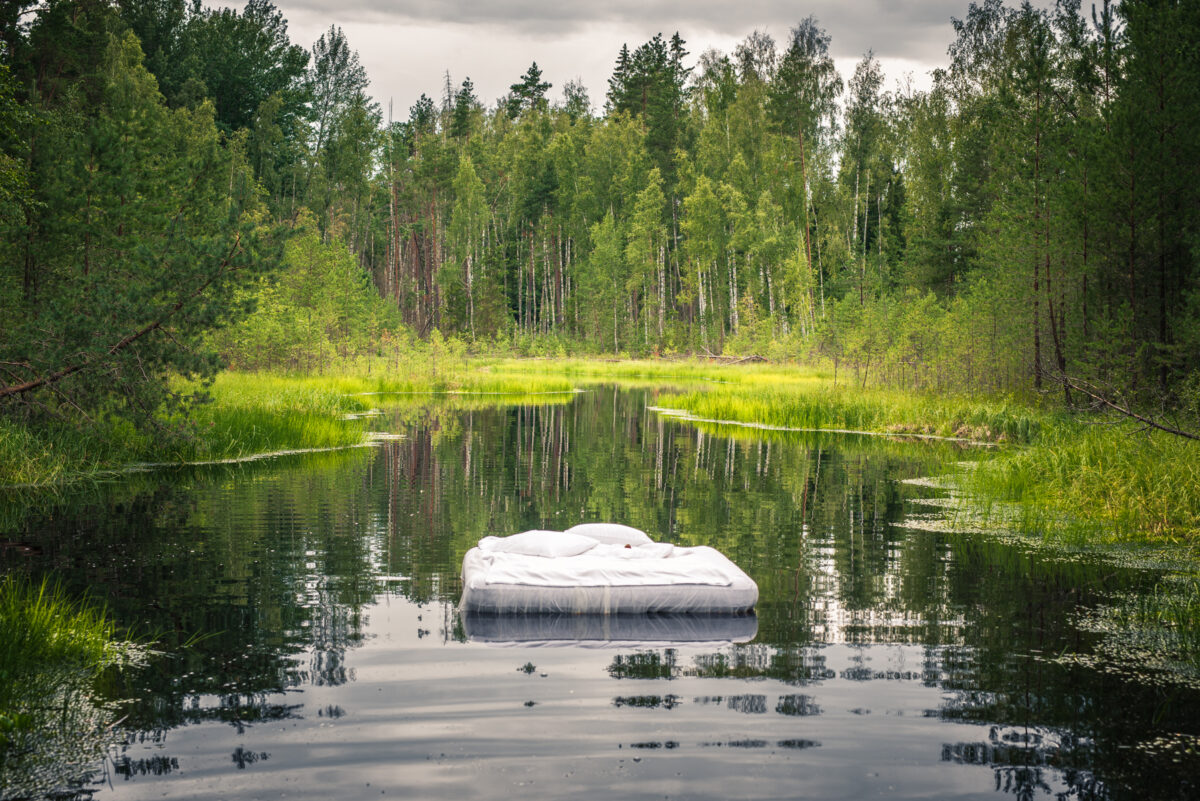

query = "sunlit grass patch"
[[471, 356, 830, 393], [657, 384, 1052, 444], [0, 575, 124, 707], [164, 372, 372, 462], [0, 574, 145, 796], [230, 365, 577, 397], [969, 426, 1200, 546]]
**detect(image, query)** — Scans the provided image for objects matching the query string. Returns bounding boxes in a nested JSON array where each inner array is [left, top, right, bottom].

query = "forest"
[[0, 0, 1198, 435]]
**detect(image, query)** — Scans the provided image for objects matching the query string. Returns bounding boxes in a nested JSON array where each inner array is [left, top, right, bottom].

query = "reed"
[[0, 575, 110, 671], [657, 384, 1053, 444], [168, 373, 372, 462], [0, 574, 145, 793], [967, 425, 1200, 545], [0, 416, 146, 487], [0, 575, 129, 726]]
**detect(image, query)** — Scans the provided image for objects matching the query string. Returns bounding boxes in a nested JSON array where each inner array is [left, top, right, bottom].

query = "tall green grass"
[[968, 425, 1200, 545], [0, 574, 142, 794], [0, 364, 581, 486], [168, 373, 374, 462], [0, 415, 151, 487], [197, 368, 579, 407], [0, 575, 120, 712], [658, 384, 1051, 444]]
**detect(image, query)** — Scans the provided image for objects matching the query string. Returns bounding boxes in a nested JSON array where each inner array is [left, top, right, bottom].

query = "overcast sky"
[[238, 1, 1031, 118]]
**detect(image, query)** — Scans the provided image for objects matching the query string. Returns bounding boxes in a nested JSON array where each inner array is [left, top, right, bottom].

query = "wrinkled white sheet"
[[469, 543, 736, 588]]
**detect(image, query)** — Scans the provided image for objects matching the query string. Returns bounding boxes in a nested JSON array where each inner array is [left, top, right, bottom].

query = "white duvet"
[[467, 542, 741, 588]]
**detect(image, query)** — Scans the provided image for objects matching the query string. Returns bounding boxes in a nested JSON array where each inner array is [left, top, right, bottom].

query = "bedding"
[[563, 522, 653, 546], [459, 525, 758, 615]]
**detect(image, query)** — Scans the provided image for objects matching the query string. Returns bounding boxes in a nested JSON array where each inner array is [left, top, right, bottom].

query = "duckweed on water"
[[1061, 579, 1200, 688]]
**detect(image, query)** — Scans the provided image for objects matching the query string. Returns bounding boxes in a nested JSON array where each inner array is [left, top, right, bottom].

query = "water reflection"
[[1, 388, 1198, 799], [461, 611, 758, 645]]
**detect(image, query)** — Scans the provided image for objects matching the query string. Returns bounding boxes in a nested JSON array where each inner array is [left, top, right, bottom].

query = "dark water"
[[2, 388, 1197, 800]]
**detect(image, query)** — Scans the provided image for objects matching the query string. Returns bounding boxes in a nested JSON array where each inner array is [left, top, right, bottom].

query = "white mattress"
[[459, 528, 759, 615]]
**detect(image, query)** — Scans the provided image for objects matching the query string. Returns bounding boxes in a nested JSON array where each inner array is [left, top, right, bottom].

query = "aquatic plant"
[[0, 574, 146, 798]]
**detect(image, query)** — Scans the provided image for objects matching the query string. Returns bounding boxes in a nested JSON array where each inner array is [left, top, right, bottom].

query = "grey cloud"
[[279, 0, 972, 62]]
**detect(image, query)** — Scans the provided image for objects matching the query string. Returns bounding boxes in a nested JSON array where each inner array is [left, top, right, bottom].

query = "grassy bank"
[[462, 357, 1200, 547], [3, 356, 1197, 546], [0, 364, 578, 486], [657, 383, 1051, 444], [637, 366, 1197, 547], [966, 424, 1200, 546], [0, 378, 374, 486]]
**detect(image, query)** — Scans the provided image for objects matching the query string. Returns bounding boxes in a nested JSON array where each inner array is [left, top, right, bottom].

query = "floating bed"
[[459, 524, 759, 615]]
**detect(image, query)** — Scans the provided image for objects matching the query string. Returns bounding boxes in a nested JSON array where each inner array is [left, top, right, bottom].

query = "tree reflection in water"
[[2, 388, 1198, 799]]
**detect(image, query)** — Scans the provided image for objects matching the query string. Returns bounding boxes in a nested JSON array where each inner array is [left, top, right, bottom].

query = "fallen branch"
[[1059, 375, 1199, 442], [699, 349, 767, 364]]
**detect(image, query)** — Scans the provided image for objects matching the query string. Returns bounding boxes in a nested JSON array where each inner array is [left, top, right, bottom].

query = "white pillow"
[[565, 523, 653, 547], [477, 530, 598, 558]]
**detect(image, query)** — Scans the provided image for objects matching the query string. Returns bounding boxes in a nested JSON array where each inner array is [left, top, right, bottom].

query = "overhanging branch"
[[0, 233, 244, 401]]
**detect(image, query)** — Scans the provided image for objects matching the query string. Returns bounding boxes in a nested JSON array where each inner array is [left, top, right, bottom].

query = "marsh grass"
[[4, 356, 1198, 546], [0, 365, 582, 487], [1135, 579, 1200, 659], [0, 575, 121, 710], [0, 574, 144, 797], [168, 373, 374, 462], [658, 385, 1051, 444], [0, 416, 150, 487], [432, 358, 1200, 547], [966, 425, 1200, 546]]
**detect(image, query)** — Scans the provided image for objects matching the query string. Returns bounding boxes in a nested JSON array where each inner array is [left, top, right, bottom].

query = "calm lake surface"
[[2, 387, 1197, 800]]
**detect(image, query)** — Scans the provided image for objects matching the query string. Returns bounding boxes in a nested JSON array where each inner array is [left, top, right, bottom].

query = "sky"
[[234, 1, 1018, 118]]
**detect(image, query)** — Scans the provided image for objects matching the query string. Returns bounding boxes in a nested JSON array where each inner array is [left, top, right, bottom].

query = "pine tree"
[[506, 62, 552, 119], [0, 31, 279, 420]]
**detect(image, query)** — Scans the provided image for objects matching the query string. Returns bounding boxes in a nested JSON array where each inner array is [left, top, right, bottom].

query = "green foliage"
[[506, 61, 551, 118], [210, 219, 401, 372], [0, 62, 31, 224], [1, 28, 282, 432]]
